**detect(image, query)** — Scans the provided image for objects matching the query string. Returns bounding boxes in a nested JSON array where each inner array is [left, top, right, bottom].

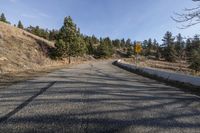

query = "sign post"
[[134, 42, 142, 67]]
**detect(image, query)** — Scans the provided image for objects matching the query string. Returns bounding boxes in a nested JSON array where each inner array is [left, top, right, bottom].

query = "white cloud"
[[21, 11, 51, 19], [21, 14, 38, 19], [38, 12, 50, 18]]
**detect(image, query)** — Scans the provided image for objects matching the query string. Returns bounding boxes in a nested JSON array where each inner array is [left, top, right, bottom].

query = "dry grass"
[[124, 58, 199, 76], [0, 22, 100, 89], [0, 21, 64, 74]]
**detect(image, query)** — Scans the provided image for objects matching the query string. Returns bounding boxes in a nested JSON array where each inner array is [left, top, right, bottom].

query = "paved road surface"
[[0, 61, 200, 133]]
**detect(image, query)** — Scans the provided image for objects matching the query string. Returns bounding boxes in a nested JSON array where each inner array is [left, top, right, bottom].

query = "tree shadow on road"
[[0, 65, 200, 133]]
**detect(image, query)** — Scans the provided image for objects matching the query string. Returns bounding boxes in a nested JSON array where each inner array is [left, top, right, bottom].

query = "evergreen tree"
[[76, 30, 87, 56], [87, 41, 95, 55], [152, 39, 161, 59], [84, 36, 93, 55], [55, 39, 67, 58], [186, 35, 200, 62], [112, 39, 121, 48], [83, 35, 99, 55], [145, 38, 153, 56], [35, 26, 41, 36], [96, 37, 114, 58], [125, 39, 132, 47], [186, 38, 192, 58], [175, 34, 185, 55], [153, 39, 159, 50], [174, 33, 186, 70], [189, 49, 200, 72], [142, 40, 148, 56], [55, 16, 84, 63], [49, 29, 59, 41], [0, 13, 10, 24], [192, 35, 200, 49], [0, 13, 6, 22], [121, 39, 126, 49], [26, 25, 50, 39], [156, 47, 162, 60], [17, 20, 24, 29], [187, 35, 200, 72], [142, 40, 148, 49], [127, 45, 134, 57], [175, 33, 186, 62], [143, 38, 159, 57], [162, 31, 177, 62], [91, 35, 99, 44]]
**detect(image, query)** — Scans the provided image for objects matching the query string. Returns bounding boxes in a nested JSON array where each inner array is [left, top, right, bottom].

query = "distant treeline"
[[0, 13, 200, 72]]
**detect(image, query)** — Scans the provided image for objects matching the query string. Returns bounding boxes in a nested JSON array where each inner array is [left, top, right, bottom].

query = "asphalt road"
[[0, 61, 200, 133]]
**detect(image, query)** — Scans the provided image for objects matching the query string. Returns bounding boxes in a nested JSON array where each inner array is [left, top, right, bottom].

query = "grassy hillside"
[[0, 21, 62, 74]]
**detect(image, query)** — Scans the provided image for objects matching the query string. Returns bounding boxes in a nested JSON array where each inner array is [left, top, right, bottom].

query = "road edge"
[[113, 60, 200, 96]]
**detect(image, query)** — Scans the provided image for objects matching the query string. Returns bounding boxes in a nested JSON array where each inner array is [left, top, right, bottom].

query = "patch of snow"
[[116, 61, 200, 87]]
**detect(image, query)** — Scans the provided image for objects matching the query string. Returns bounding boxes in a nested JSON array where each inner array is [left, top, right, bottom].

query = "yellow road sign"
[[135, 42, 142, 54]]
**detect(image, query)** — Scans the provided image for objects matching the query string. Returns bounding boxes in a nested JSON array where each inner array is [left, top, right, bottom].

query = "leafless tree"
[[172, 0, 200, 28]]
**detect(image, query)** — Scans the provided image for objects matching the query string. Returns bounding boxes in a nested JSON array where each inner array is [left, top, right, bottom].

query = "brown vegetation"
[[0, 21, 64, 74], [124, 58, 199, 76]]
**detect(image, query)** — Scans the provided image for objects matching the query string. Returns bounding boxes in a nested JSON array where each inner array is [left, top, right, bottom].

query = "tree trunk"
[[68, 56, 71, 64]]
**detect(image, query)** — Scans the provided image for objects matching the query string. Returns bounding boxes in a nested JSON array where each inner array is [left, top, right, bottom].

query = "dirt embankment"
[[0, 21, 65, 74], [0, 22, 97, 87]]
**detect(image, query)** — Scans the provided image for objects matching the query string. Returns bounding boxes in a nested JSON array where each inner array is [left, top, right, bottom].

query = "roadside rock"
[[0, 57, 8, 62]]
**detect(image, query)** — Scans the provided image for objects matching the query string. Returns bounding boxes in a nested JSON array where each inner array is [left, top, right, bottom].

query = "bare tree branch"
[[172, 0, 200, 28]]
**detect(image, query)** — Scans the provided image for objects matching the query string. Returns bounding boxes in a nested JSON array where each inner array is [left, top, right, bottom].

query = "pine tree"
[[0, 13, 6, 22], [142, 40, 148, 56], [192, 35, 200, 49], [91, 35, 99, 44], [153, 39, 159, 50], [189, 49, 200, 72], [55, 39, 67, 58], [121, 39, 126, 49], [145, 38, 153, 56], [188, 35, 200, 72], [0, 13, 9, 24], [125, 39, 132, 47], [112, 39, 121, 48], [49, 29, 59, 41], [156, 47, 162, 60], [162, 31, 177, 62], [175, 33, 185, 70], [76, 30, 87, 56], [96, 37, 114, 58], [55, 16, 84, 63], [186, 35, 200, 62], [186, 38, 192, 58], [17, 20, 24, 29], [142, 40, 148, 48], [26, 26, 50, 40], [175, 33, 185, 56], [152, 39, 161, 60], [127, 45, 134, 57]]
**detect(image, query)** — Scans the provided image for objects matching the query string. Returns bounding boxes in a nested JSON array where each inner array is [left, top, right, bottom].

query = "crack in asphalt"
[[0, 81, 56, 123]]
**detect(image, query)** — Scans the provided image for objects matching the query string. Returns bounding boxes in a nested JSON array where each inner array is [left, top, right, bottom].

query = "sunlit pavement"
[[0, 61, 200, 133]]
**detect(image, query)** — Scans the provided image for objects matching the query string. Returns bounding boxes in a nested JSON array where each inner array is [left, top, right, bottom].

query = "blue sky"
[[1, 0, 199, 42]]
